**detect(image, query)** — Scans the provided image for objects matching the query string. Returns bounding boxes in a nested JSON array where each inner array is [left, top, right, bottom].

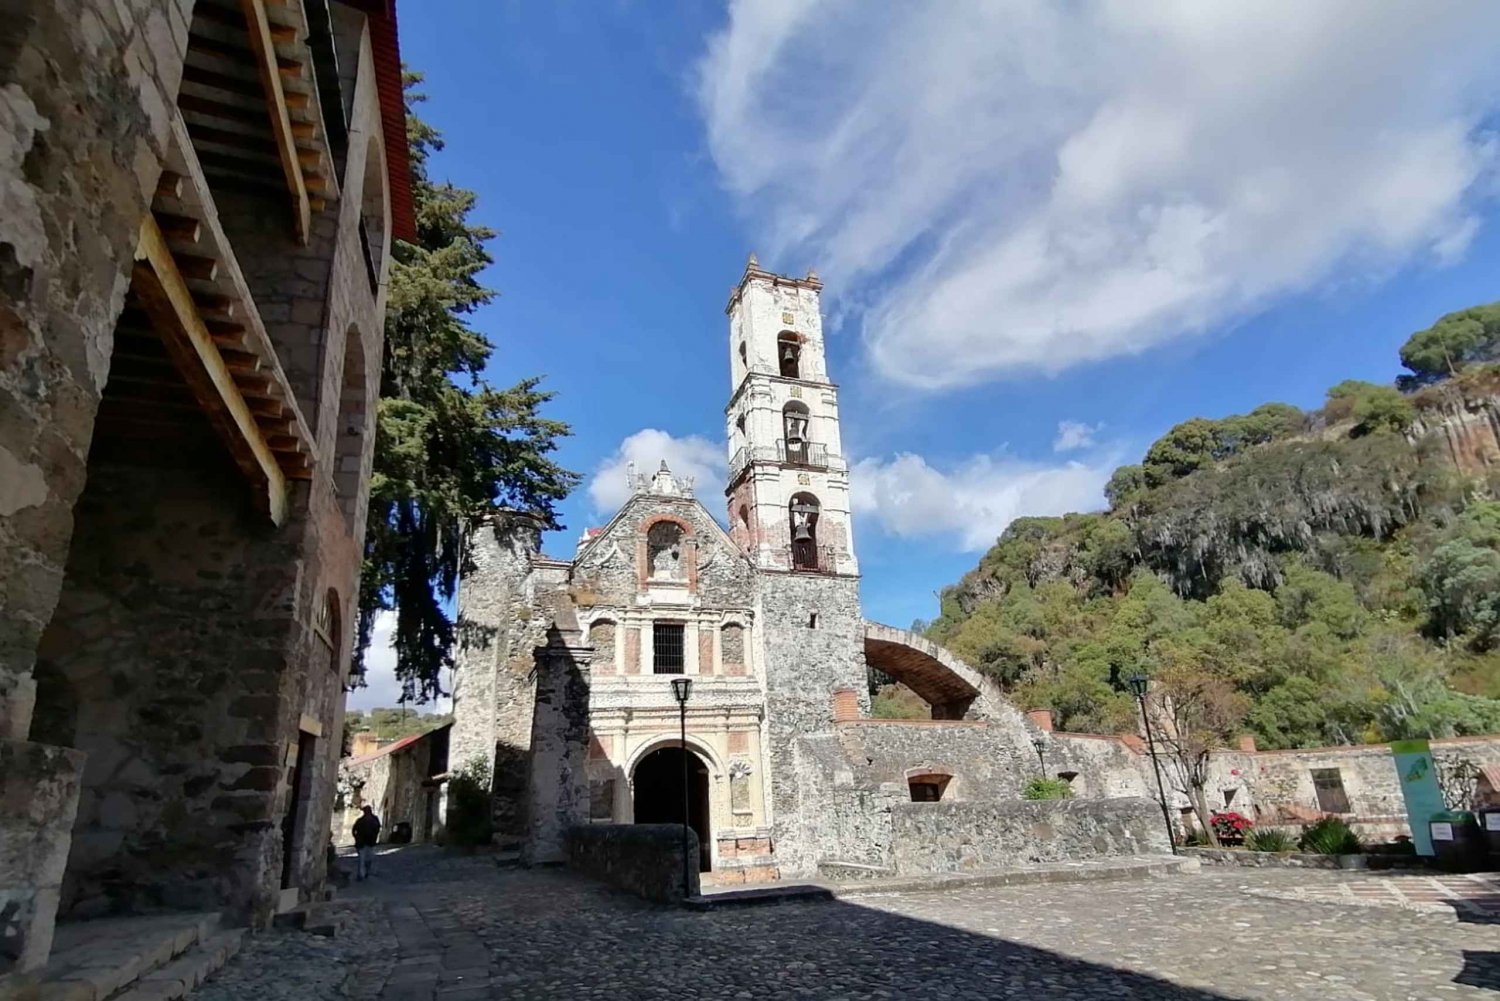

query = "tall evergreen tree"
[[357, 74, 578, 702]]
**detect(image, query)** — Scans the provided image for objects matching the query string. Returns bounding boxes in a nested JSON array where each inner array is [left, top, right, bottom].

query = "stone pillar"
[[520, 626, 593, 866], [0, 742, 85, 976]]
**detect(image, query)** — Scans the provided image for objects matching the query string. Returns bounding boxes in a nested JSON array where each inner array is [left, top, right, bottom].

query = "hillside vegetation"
[[925, 304, 1500, 749]]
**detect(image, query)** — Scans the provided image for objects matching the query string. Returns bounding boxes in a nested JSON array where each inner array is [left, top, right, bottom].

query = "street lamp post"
[[1128, 673, 1177, 855], [1031, 735, 1046, 775], [670, 677, 694, 895]]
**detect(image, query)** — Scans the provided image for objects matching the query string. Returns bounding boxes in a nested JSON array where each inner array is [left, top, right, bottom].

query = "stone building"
[[333, 723, 451, 847], [451, 259, 1170, 884], [1, 0, 410, 981]]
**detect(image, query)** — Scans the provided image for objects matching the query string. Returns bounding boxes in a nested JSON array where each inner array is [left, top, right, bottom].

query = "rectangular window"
[[1311, 768, 1351, 814], [652, 622, 685, 674]]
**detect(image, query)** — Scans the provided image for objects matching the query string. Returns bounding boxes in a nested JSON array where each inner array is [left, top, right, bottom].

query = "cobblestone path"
[[1242, 870, 1500, 921], [190, 847, 1500, 1000]]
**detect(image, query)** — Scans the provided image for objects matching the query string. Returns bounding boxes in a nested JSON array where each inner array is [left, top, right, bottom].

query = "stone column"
[[520, 626, 593, 865]]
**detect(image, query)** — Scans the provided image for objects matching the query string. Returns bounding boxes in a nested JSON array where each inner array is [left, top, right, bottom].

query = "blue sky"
[[353, 1, 1500, 709]]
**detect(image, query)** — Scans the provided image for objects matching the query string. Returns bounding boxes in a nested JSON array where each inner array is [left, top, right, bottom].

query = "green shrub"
[[1245, 827, 1295, 852], [1021, 777, 1074, 800], [1298, 816, 1361, 855], [444, 758, 495, 848]]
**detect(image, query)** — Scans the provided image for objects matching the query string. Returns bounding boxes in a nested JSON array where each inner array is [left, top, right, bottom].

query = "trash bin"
[[1479, 807, 1500, 858], [1429, 811, 1484, 871]]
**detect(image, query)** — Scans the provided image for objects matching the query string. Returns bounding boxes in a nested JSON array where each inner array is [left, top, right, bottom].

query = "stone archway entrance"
[[633, 747, 712, 872]]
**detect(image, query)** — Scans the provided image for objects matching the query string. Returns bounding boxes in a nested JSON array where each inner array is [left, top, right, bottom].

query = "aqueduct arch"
[[863, 621, 1005, 721]]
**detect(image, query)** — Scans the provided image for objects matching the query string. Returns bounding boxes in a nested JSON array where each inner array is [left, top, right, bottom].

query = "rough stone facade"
[[1, 0, 409, 981], [888, 799, 1169, 874], [333, 725, 451, 847]]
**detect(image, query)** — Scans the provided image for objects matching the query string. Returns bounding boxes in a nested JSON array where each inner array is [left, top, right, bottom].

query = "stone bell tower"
[[723, 255, 869, 876], [723, 254, 858, 576]]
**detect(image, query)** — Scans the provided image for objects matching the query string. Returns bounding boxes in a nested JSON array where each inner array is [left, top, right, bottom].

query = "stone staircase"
[[15, 912, 243, 1001]]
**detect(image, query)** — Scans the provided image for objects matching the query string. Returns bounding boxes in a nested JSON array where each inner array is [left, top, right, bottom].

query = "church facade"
[[449, 259, 1170, 883]]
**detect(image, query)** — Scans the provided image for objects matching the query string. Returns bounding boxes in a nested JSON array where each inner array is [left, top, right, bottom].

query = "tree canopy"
[[357, 75, 579, 703], [927, 307, 1500, 751], [1399, 302, 1500, 385]]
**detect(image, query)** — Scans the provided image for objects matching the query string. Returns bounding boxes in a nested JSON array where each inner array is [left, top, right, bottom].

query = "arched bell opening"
[[777, 331, 801, 379], [789, 492, 820, 571], [781, 401, 810, 463]]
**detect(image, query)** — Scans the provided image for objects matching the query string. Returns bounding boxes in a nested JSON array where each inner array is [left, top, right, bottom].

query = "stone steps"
[[18, 911, 237, 1001], [109, 931, 244, 1001]]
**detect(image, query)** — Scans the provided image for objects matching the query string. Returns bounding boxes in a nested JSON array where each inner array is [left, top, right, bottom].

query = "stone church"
[[450, 259, 1169, 883]]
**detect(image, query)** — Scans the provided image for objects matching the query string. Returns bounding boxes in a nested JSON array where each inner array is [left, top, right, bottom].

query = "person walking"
[[352, 805, 381, 880]]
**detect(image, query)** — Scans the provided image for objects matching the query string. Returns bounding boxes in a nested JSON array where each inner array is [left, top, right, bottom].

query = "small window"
[[738, 341, 747, 367], [908, 774, 951, 802], [1223, 788, 1238, 808], [653, 622, 685, 674], [1056, 771, 1078, 785], [1311, 768, 1350, 814], [808, 611, 818, 629]]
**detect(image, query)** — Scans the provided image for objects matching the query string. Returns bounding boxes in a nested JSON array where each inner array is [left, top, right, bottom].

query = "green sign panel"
[[1391, 739, 1444, 856]]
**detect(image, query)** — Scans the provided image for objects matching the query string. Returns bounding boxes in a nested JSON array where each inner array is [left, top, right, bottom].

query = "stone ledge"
[[1182, 847, 1429, 871], [689, 855, 1196, 909]]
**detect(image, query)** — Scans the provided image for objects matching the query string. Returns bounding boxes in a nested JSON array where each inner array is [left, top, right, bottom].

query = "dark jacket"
[[352, 812, 381, 847]]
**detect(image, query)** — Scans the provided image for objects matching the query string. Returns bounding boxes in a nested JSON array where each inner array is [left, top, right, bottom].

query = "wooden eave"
[[180, 0, 340, 241], [129, 112, 318, 522]]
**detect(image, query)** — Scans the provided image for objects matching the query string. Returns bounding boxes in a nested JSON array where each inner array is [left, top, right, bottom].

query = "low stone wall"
[[889, 798, 1169, 874], [565, 824, 699, 903]]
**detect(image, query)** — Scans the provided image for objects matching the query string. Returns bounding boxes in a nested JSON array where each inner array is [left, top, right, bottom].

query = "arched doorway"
[[633, 746, 712, 871]]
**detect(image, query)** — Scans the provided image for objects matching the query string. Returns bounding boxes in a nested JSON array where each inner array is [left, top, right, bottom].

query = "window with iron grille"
[[653, 622, 685, 674]]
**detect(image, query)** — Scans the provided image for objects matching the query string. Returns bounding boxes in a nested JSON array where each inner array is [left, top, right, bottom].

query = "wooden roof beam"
[[241, 0, 310, 243], [133, 214, 289, 524]]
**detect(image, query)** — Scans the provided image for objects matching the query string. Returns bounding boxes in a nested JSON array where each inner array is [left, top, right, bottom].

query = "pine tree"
[[357, 74, 578, 703]]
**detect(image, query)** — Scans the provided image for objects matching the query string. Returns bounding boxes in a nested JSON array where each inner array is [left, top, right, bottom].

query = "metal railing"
[[730, 441, 838, 482], [784, 543, 839, 574], [777, 439, 829, 468]]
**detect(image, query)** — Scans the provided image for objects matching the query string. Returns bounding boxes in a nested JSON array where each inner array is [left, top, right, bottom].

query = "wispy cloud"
[[587, 428, 727, 514], [850, 450, 1119, 552], [1053, 420, 1102, 453], [697, 2, 1500, 389]]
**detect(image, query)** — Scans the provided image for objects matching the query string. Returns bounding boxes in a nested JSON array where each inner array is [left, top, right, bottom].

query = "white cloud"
[[587, 428, 727, 514], [697, 2, 1500, 388], [851, 450, 1117, 552], [1053, 420, 1102, 453]]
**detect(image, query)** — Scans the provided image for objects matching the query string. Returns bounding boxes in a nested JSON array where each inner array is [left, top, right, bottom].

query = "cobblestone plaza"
[[186, 847, 1500, 1001]]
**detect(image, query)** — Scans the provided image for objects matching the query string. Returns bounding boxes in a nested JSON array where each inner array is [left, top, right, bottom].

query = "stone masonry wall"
[[756, 572, 867, 877], [0, 0, 191, 737], [5, 10, 390, 951], [0, 0, 193, 976], [565, 823, 699, 903], [888, 798, 1169, 874], [1237, 736, 1500, 829], [450, 514, 551, 840], [834, 720, 1039, 801]]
